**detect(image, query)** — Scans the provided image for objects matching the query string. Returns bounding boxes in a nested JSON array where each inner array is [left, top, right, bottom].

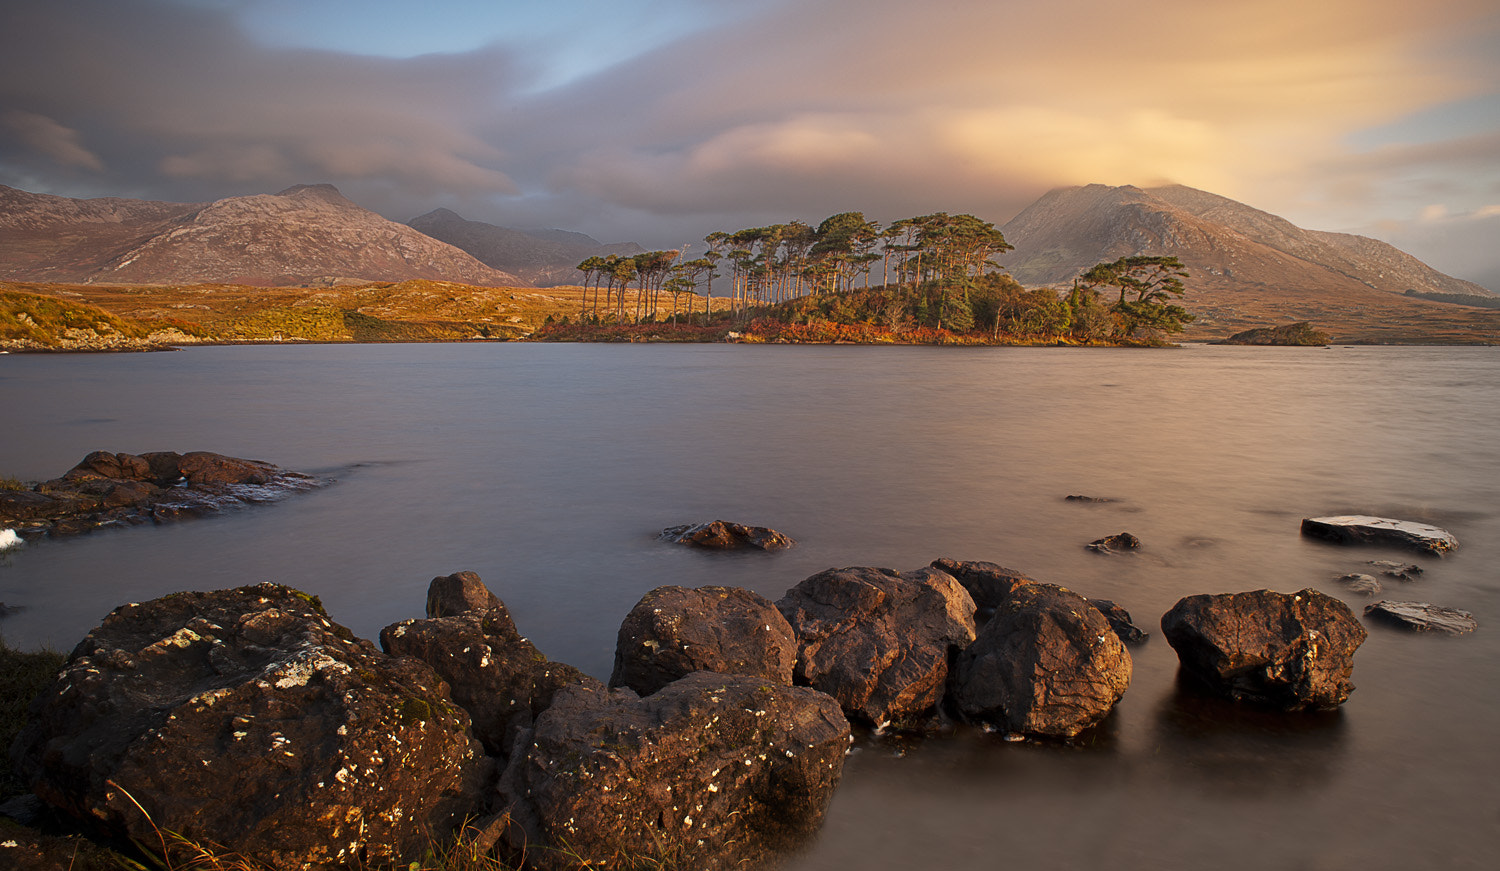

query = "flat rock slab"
[[1364, 601, 1478, 635], [1301, 515, 1458, 556]]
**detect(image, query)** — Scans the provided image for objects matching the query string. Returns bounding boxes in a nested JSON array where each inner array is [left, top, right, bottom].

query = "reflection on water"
[[2, 343, 1498, 870]]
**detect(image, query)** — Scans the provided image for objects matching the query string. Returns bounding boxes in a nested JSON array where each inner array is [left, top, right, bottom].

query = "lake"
[[2, 343, 1497, 869]]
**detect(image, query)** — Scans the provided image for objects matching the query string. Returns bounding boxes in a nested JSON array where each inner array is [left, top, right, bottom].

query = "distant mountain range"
[[408, 208, 643, 287], [1002, 183, 1494, 299]]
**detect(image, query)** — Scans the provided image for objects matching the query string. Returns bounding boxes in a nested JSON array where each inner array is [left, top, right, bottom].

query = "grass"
[[0, 474, 29, 491], [0, 635, 65, 802]]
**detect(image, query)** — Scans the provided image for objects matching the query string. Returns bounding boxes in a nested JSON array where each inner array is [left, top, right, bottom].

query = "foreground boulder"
[[610, 585, 798, 696], [1364, 600, 1478, 635], [497, 673, 850, 871], [1300, 515, 1458, 555], [1088, 598, 1150, 644], [929, 558, 1032, 616], [10, 583, 488, 869], [382, 576, 600, 758], [777, 566, 975, 729], [950, 583, 1132, 738], [0, 451, 319, 539], [1161, 589, 1367, 710], [659, 520, 796, 550]]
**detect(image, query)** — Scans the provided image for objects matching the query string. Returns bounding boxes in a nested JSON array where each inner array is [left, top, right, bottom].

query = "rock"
[[426, 570, 503, 617], [949, 584, 1132, 738], [1088, 597, 1150, 644], [1065, 494, 1113, 503], [1336, 573, 1383, 596], [1161, 588, 1367, 710], [659, 520, 796, 550], [610, 585, 798, 696], [381, 599, 600, 759], [1300, 515, 1458, 556], [496, 672, 850, 871], [1368, 560, 1423, 581], [1363, 601, 1478, 635], [10, 583, 489, 869], [1088, 532, 1140, 553], [0, 451, 319, 540], [776, 566, 975, 729], [929, 558, 1032, 615]]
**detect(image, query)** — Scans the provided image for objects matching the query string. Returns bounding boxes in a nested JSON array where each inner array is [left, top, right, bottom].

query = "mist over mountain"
[[408, 208, 643, 287], [0, 184, 524, 287]]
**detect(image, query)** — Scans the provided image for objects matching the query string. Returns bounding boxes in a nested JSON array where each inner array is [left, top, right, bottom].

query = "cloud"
[[1, 110, 104, 171]]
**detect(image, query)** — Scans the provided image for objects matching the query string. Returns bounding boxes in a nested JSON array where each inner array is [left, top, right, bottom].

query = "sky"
[[3, 0, 1498, 289]]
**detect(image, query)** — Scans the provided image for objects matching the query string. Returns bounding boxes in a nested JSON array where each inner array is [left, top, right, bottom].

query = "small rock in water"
[[1336, 573, 1383, 596], [1364, 601, 1478, 635], [1087, 532, 1140, 554], [1065, 495, 1114, 503], [1368, 560, 1423, 581], [659, 520, 795, 551], [1300, 515, 1458, 556]]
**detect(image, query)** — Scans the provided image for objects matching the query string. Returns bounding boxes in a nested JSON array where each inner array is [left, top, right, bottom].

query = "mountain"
[[1002, 184, 1494, 298], [408, 208, 643, 287], [0, 184, 525, 287]]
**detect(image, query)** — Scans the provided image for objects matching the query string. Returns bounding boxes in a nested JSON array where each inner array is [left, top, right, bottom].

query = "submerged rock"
[[1300, 515, 1458, 556], [1088, 597, 1150, 644], [1161, 588, 1367, 710], [1368, 560, 1424, 581], [659, 520, 796, 550], [10, 583, 488, 869], [0, 450, 320, 540], [777, 566, 975, 729], [496, 673, 850, 871], [1336, 573, 1383, 596], [1364, 601, 1478, 635], [950, 583, 1132, 739], [610, 585, 797, 696], [1088, 532, 1141, 553]]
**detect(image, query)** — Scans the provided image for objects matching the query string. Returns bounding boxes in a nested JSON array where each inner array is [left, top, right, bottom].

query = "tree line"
[[573, 211, 1191, 343]]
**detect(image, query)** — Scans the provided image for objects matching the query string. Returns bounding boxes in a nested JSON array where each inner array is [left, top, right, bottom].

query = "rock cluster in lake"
[[0, 450, 320, 540]]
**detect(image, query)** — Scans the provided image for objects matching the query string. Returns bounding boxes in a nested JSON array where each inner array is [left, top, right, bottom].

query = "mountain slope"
[[0, 184, 525, 287], [409, 208, 642, 287]]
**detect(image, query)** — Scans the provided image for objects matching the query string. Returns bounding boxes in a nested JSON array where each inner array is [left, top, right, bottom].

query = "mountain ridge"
[[407, 208, 644, 287]]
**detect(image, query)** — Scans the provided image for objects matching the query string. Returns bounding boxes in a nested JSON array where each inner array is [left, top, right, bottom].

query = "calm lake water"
[[2, 343, 1498, 869]]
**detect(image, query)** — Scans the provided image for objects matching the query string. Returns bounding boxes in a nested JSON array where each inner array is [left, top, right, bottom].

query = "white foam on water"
[[0, 529, 21, 550]]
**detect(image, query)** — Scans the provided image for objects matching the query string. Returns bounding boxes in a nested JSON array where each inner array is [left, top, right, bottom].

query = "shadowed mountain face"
[[408, 208, 643, 287], [0, 184, 525, 287], [1001, 184, 1494, 300]]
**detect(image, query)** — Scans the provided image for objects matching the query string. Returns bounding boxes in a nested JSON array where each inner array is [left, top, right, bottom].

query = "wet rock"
[[1065, 494, 1114, 503], [0, 451, 319, 540], [659, 520, 796, 550], [929, 558, 1033, 616], [381, 600, 600, 759], [776, 566, 975, 729], [950, 584, 1132, 738], [1088, 598, 1150, 644], [10, 583, 489, 869], [1368, 560, 1423, 581], [496, 672, 850, 871], [610, 585, 797, 696], [1161, 588, 1367, 710], [1336, 573, 1383, 596], [1364, 601, 1478, 635], [1300, 515, 1458, 556], [426, 570, 503, 617], [1088, 532, 1141, 553]]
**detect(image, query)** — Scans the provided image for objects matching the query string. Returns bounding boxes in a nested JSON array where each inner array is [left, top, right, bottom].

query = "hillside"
[[408, 208, 643, 286], [0, 185, 525, 288]]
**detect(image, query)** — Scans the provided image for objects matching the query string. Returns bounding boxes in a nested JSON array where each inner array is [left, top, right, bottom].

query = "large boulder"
[[1300, 515, 1458, 555], [1161, 588, 1367, 710], [659, 520, 796, 550], [10, 583, 488, 869], [949, 583, 1132, 738], [776, 566, 975, 729], [381, 601, 601, 759], [496, 672, 850, 871], [610, 585, 798, 696], [929, 558, 1032, 615]]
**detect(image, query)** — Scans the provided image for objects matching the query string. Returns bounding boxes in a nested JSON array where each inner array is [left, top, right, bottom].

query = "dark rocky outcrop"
[[610, 585, 797, 696], [1300, 515, 1458, 555], [950, 583, 1132, 738], [381, 582, 600, 758], [1364, 600, 1478, 635], [659, 520, 796, 550], [1217, 322, 1330, 346], [425, 570, 503, 617], [1065, 494, 1114, 503], [929, 558, 1033, 616], [776, 566, 975, 729], [0, 451, 319, 540], [1088, 532, 1140, 553], [10, 583, 489, 869], [496, 673, 850, 871], [1161, 589, 1367, 710], [1088, 598, 1150, 644]]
